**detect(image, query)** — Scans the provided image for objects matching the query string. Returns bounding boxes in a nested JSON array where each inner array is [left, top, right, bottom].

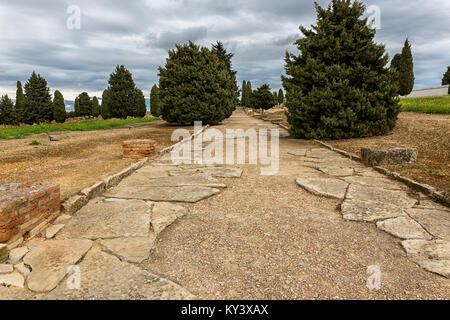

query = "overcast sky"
[[0, 0, 449, 100]]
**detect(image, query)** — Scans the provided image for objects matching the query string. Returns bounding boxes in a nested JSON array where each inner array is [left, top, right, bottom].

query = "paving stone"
[[406, 208, 450, 239], [296, 178, 348, 200], [104, 185, 221, 203], [343, 176, 406, 190], [136, 166, 174, 178], [54, 214, 72, 224], [341, 199, 407, 222], [0, 285, 32, 300], [8, 247, 29, 263], [288, 150, 307, 157], [42, 249, 195, 300], [46, 224, 65, 239], [376, 217, 433, 240], [14, 262, 31, 276], [402, 239, 450, 278], [169, 167, 243, 178], [98, 236, 156, 264], [306, 149, 341, 159], [151, 202, 188, 235], [0, 272, 25, 288], [0, 264, 13, 274], [316, 166, 354, 177], [57, 200, 151, 240], [120, 173, 227, 188], [23, 239, 93, 292], [346, 184, 417, 208], [414, 200, 450, 211]]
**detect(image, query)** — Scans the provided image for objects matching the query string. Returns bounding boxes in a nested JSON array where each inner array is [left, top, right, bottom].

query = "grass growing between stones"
[[0, 117, 160, 139], [400, 95, 450, 114]]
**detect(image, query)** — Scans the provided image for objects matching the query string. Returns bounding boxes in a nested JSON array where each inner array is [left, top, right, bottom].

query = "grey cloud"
[[146, 26, 209, 50]]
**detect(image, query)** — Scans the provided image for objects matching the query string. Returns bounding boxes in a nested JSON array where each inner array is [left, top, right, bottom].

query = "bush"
[[282, 0, 400, 139]]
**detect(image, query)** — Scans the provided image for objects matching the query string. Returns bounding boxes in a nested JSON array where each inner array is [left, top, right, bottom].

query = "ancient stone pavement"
[[1, 109, 449, 299]]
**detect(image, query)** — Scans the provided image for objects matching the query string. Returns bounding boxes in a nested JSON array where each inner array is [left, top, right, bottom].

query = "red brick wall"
[[123, 139, 156, 158], [0, 183, 60, 243]]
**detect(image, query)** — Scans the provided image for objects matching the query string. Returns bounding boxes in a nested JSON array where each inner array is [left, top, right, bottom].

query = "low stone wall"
[[123, 139, 156, 158], [0, 183, 60, 247], [402, 85, 449, 98]]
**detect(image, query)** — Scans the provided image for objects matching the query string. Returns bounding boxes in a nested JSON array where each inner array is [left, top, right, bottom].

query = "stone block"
[[361, 145, 417, 166]]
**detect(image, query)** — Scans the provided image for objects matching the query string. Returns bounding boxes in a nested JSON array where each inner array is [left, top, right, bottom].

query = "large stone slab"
[[104, 186, 221, 203], [316, 166, 354, 177], [361, 145, 417, 166], [288, 150, 307, 157], [306, 149, 340, 159], [346, 184, 417, 208], [151, 202, 188, 235], [120, 173, 226, 188], [24, 239, 93, 292], [341, 199, 407, 222], [376, 217, 432, 240], [343, 176, 406, 190], [169, 167, 243, 178], [57, 200, 151, 240], [296, 178, 348, 200], [43, 249, 195, 300], [98, 236, 155, 264], [406, 208, 450, 239], [402, 239, 450, 278], [0, 272, 25, 288]]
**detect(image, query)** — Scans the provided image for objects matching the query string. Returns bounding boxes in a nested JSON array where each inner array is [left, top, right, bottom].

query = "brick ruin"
[[123, 139, 156, 159]]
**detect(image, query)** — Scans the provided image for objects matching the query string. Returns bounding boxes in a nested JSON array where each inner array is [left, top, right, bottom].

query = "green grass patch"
[[400, 95, 450, 114], [29, 139, 42, 146], [0, 117, 159, 139]]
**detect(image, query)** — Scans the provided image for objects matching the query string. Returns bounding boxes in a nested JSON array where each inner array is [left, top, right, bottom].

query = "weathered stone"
[[151, 202, 188, 235], [14, 262, 31, 276], [6, 237, 24, 251], [169, 167, 243, 178], [361, 145, 417, 166], [307, 149, 341, 159], [46, 224, 65, 239], [288, 150, 307, 157], [136, 166, 172, 178], [43, 249, 195, 300], [376, 217, 432, 240], [53, 214, 72, 224], [316, 166, 354, 177], [0, 272, 25, 288], [104, 185, 221, 203], [57, 200, 151, 240], [103, 166, 135, 189], [0, 244, 7, 263], [346, 184, 417, 208], [48, 135, 59, 141], [402, 239, 450, 278], [24, 239, 93, 292], [343, 176, 406, 190], [414, 200, 450, 211], [120, 173, 227, 188], [0, 264, 13, 274], [62, 194, 87, 214], [296, 178, 348, 200], [98, 236, 155, 264], [80, 181, 106, 200], [8, 247, 29, 263], [341, 199, 407, 222], [406, 208, 450, 239]]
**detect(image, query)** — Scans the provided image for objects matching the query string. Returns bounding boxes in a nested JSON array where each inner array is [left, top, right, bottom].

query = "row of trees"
[[240, 80, 284, 108]]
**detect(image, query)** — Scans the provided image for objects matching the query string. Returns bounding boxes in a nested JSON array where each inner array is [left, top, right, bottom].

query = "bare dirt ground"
[[0, 121, 192, 200]]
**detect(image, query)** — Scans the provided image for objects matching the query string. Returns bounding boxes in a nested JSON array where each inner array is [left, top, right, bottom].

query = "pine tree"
[[101, 90, 111, 119], [23, 72, 53, 124], [107, 65, 137, 119], [53, 90, 66, 123], [442, 66, 450, 86], [91, 96, 100, 117], [15, 81, 25, 123], [397, 39, 414, 96], [278, 89, 284, 104], [282, 0, 400, 139], [150, 84, 161, 117], [76, 92, 92, 117], [0, 95, 17, 125], [135, 89, 147, 118], [158, 41, 236, 125], [252, 84, 277, 114]]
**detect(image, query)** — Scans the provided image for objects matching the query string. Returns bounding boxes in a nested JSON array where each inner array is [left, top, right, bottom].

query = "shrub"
[[29, 139, 41, 146]]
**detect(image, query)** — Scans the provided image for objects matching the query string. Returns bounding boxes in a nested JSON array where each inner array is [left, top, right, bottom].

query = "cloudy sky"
[[0, 0, 449, 100]]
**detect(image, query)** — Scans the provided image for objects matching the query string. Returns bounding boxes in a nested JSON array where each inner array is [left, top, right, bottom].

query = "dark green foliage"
[[15, 81, 25, 123], [135, 89, 147, 118], [74, 97, 80, 116], [91, 96, 100, 117], [273, 91, 278, 104], [150, 84, 161, 117], [100, 89, 111, 119], [278, 89, 284, 104], [252, 84, 277, 113], [242, 81, 253, 107], [391, 53, 401, 70], [282, 0, 400, 140], [241, 80, 247, 105], [397, 39, 415, 96], [158, 41, 236, 125], [76, 92, 92, 117], [53, 90, 67, 123], [0, 95, 17, 125], [23, 72, 53, 124], [442, 66, 450, 86], [107, 65, 137, 119]]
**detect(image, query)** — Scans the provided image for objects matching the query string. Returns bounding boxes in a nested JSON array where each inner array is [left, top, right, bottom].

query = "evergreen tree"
[[0, 95, 17, 125], [390, 53, 401, 70], [53, 90, 66, 123], [150, 84, 161, 117], [273, 91, 278, 104], [135, 89, 147, 118], [158, 41, 236, 125], [246, 81, 253, 107], [107, 65, 137, 119], [74, 97, 80, 116], [101, 89, 111, 119], [442, 66, 450, 86], [76, 92, 92, 117], [15, 81, 25, 123], [91, 96, 100, 117], [282, 0, 400, 139], [252, 84, 277, 114], [241, 80, 247, 105], [397, 39, 414, 96], [23, 72, 53, 124], [278, 89, 284, 104]]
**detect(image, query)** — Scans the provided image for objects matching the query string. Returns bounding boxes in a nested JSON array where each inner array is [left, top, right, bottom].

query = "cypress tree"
[[252, 84, 277, 114], [135, 89, 147, 118], [53, 90, 67, 123], [101, 89, 111, 119], [76, 92, 92, 117], [391, 53, 401, 70], [442, 66, 450, 86], [150, 84, 161, 117], [107, 65, 137, 119], [273, 91, 278, 104], [397, 39, 414, 96], [15, 81, 25, 123], [158, 41, 235, 125], [23, 72, 53, 124], [246, 81, 253, 108], [278, 89, 284, 104], [282, 0, 400, 139], [0, 95, 17, 125], [74, 97, 80, 117], [241, 80, 247, 105], [91, 96, 100, 117]]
